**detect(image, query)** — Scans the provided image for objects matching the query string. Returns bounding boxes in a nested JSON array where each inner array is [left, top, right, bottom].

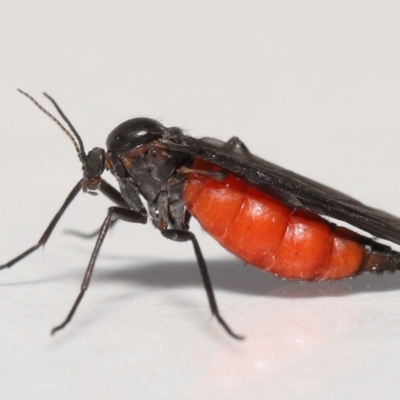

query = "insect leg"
[[0, 180, 83, 270], [51, 206, 147, 335], [224, 137, 250, 154], [64, 179, 127, 238], [98, 179, 128, 208], [178, 166, 226, 181], [161, 229, 244, 340]]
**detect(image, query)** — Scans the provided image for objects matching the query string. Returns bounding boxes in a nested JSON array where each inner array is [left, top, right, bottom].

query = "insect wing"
[[165, 135, 400, 245]]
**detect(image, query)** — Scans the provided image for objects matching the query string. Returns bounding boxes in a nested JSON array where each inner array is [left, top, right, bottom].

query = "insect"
[[2, 90, 400, 340]]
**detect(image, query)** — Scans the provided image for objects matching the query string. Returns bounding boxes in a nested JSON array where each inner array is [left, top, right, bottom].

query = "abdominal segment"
[[183, 159, 368, 281]]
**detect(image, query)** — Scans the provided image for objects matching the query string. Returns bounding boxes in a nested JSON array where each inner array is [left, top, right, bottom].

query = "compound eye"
[[85, 147, 105, 178]]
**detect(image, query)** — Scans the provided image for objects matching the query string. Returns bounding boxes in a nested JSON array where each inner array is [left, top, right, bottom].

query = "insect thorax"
[[106, 139, 191, 231]]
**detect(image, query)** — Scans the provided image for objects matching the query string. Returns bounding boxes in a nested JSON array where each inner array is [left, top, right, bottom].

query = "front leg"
[[0, 180, 82, 270], [64, 178, 131, 238]]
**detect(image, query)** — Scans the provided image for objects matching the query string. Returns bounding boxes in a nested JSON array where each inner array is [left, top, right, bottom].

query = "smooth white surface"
[[1, 1, 400, 399]]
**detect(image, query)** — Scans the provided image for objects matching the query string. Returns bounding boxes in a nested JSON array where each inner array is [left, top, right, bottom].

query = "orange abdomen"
[[183, 159, 365, 281]]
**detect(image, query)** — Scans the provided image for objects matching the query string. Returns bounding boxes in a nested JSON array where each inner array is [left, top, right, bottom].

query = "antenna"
[[17, 89, 86, 162]]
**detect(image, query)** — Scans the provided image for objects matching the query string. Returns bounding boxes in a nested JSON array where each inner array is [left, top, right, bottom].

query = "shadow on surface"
[[3, 242, 400, 298], [94, 257, 400, 298]]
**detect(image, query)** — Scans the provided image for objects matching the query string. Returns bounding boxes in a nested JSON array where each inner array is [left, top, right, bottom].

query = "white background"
[[1, 1, 400, 399]]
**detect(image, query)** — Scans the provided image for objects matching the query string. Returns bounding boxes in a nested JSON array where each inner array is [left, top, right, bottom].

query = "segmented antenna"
[[17, 89, 86, 162]]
